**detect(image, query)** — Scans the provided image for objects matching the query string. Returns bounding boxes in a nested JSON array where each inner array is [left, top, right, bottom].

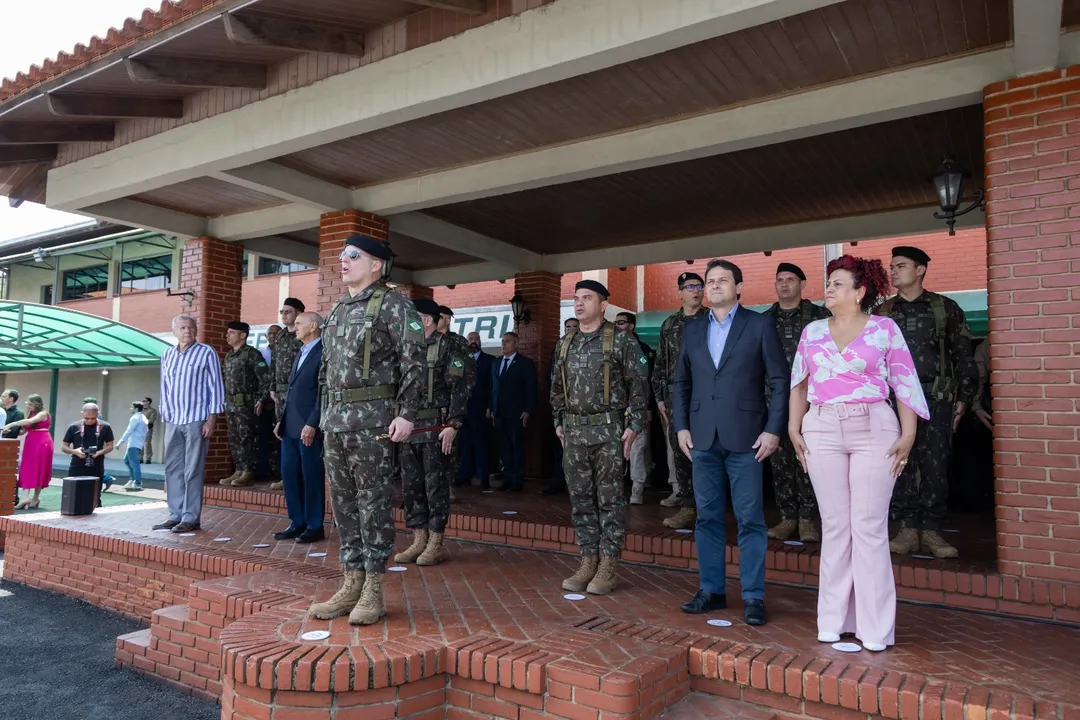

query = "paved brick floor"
[[7, 502, 1078, 712]]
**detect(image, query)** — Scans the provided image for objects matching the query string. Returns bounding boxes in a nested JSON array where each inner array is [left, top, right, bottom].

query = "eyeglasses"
[[338, 248, 365, 261], [615, 320, 630, 326], [680, 283, 704, 292]]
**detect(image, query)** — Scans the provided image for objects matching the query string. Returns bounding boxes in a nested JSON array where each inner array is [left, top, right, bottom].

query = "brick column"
[[606, 266, 639, 311], [513, 271, 562, 480], [317, 210, 390, 314], [0, 440, 17, 550], [984, 69, 1080, 584], [178, 236, 243, 484], [397, 285, 435, 301]]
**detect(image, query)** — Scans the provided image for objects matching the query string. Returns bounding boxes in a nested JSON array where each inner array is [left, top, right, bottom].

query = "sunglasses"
[[338, 248, 366, 261]]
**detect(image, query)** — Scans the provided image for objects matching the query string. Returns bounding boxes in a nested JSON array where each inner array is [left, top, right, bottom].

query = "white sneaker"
[[863, 642, 886, 652], [629, 483, 644, 505], [124, 480, 136, 489], [660, 489, 681, 507], [817, 632, 840, 643]]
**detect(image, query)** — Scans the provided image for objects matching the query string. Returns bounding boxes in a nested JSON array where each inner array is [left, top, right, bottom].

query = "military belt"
[[416, 407, 447, 422], [227, 393, 250, 404], [328, 385, 396, 404], [565, 411, 619, 427]]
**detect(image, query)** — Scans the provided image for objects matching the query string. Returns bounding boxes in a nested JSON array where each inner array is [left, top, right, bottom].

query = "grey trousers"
[[164, 421, 208, 524]]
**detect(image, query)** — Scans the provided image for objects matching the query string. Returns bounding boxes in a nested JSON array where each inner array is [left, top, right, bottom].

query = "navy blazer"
[[279, 340, 322, 439], [490, 353, 537, 420], [467, 351, 495, 419], [672, 305, 789, 454]]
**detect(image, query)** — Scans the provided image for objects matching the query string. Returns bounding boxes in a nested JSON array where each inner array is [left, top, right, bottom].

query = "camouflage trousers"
[[768, 432, 819, 521], [564, 439, 627, 557], [891, 398, 954, 531], [324, 429, 397, 574], [666, 416, 694, 507], [442, 443, 460, 491], [141, 425, 155, 463], [400, 441, 450, 533], [225, 406, 258, 472]]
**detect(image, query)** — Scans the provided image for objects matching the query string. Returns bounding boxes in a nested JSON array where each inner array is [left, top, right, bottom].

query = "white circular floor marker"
[[300, 631, 330, 641], [213, 537, 231, 542], [252, 543, 270, 549], [941, 529, 959, 533], [153, 528, 171, 533], [307, 552, 327, 558], [785, 541, 804, 546], [675, 529, 693, 534], [563, 593, 586, 601], [911, 554, 935, 560], [832, 642, 862, 653], [707, 619, 732, 627], [179, 533, 196, 537], [388, 566, 407, 572], [503, 511, 517, 515]]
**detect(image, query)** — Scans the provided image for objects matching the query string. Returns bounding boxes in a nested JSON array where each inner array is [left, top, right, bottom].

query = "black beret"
[[677, 272, 704, 288], [413, 298, 441, 318], [282, 297, 305, 312], [344, 234, 393, 261], [575, 279, 610, 299], [618, 311, 637, 325], [776, 263, 806, 281], [438, 305, 454, 317], [892, 246, 931, 266], [228, 321, 250, 334]]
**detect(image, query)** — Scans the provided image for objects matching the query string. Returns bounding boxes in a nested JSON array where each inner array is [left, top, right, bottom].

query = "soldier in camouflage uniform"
[[652, 272, 708, 526], [552, 280, 649, 596], [267, 298, 306, 491], [221, 321, 271, 487], [765, 263, 830, 543], [394, 298, 469, 566], [882, 246, 977, 559], [437, 305, 475, 504], [308, 235, 426, 627]]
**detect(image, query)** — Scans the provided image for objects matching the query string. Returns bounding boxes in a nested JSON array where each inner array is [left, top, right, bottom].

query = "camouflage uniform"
[[401, 332, 469, 533], [141, 405, 159, 463], [882, 291, 977, 531], [766, 300, 830, 522], [438, 331, 475, 494], [651, 307, 708, 506], [320, 282, 425, 574], [223, 345, 271, 472], [552, 321, 649, 556], [271, 327, 304, 422]]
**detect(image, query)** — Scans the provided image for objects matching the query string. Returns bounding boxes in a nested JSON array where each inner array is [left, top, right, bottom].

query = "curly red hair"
[[825, 255, 889, 312]]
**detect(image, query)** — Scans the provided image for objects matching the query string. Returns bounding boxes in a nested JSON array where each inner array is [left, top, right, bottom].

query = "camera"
[[83, 446, 97, 467]]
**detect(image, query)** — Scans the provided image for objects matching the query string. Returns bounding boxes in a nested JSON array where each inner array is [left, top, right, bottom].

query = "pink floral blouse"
[[790, 316, 930, 420]]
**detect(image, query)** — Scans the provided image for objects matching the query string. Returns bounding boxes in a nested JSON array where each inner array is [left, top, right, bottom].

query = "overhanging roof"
[[0, 301, 171, 371]]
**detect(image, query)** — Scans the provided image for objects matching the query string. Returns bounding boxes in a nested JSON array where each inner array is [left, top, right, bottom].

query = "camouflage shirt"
[[441, 330, 476, 399], [651, 306, 708, 405], [319, 281, 426, 433], [270, 327, 303, 394], [767, 299, 832, 367], [141, 406, 159, 427], [880, 290, 978, 406], [409, 333, 470, 443], [222, 344, 270, 410], [551, 320, 650, 445]]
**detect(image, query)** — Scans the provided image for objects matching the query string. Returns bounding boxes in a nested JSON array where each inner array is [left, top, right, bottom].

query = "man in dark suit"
[[489, 331, 537, 492], [457, 331, 495, 489], [273, 311, 326, 544], [673, 259, 788, 626]]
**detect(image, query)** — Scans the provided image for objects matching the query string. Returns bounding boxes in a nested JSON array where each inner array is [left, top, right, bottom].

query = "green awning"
[[0, 301, 172, 371]]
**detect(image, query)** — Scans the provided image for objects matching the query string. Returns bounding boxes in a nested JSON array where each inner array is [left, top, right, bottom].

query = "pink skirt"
[[18, 430, 54, 491]]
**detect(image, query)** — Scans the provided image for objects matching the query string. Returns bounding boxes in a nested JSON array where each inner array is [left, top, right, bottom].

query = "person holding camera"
[[61, 402, 115, 508]]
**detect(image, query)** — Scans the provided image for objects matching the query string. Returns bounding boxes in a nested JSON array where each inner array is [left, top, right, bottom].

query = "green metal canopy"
[[0, 301, 171, 371]]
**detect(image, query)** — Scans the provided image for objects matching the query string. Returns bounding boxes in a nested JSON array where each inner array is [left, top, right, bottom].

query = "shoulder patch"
[[407, 317, 423, 333], [404, 311, 425, 343], [451, 358, 464, 369]]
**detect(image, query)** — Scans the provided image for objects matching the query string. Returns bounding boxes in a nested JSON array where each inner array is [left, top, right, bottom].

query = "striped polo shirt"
[[159, 341, 225, 425]]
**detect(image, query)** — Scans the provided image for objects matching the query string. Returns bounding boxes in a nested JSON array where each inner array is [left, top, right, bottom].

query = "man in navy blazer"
[[489, 331, 537, 492], [273, 311, 326, 544], [673, 259, 789, 626], [456, 331, 495, 489]]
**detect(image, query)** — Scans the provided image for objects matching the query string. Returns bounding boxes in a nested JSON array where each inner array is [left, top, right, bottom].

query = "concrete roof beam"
[[1012, 0, 1065, 77]]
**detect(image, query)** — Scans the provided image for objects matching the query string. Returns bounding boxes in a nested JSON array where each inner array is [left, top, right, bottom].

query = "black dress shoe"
[[274, 524, 305, 541], [152, 520, 180, 531], [744, 599, 768, 626], [171, 521, 199, 533], [681, 590, 727, 614], [296, 528, 325, 544]]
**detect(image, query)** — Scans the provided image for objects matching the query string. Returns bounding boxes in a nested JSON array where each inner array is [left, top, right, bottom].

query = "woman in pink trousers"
[[788, 256, 928, 652]]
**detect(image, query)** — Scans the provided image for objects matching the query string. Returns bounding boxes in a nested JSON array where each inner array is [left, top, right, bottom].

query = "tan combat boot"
[[767, 518, 797, 540], [349, 573, 386, 626], [394, 529, 429, 564], [586, 556, 619, 595], [416, 532, 447, 566], [889, 528, 920, 555], [798, 519, 820, 543], [562, 555, 599, 592], [660, 485, 681, 507], [921, 531, 959, 559], [219, 470, 241, 485], [308, 570, 365, 619], [663, 507, 697, 530], [269, 481, 283, 491], [230, 472, 254, 487]]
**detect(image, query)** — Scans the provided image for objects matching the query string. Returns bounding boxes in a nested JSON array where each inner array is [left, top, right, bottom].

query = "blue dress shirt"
[[707, 304, 740, 368]]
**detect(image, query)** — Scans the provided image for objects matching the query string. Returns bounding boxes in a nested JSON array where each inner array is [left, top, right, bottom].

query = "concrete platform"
[[1, 504, 1078, 720]]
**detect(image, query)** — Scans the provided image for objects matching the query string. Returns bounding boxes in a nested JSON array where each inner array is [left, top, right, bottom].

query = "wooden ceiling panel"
[[278, 0, 1008, 187], [424, 105, 985, 254], [131, 177, 285, 217]]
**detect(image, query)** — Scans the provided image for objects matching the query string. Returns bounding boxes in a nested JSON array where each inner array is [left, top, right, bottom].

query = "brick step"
[[114, 604, 222, 703], [663, 692, 778, 720]]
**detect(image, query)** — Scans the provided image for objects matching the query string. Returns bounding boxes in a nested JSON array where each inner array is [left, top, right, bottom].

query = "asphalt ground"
[[0, 570, 219, 720]]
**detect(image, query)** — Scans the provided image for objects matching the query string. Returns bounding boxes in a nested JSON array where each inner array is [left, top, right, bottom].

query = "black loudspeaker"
[[61, 476, 99, 516]]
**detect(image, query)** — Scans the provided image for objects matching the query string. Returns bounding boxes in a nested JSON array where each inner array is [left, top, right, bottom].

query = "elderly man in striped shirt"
[[152, 314, 226, 534]]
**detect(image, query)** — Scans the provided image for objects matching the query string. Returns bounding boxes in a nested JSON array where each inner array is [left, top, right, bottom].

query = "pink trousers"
[[802, 402, 900, 647]]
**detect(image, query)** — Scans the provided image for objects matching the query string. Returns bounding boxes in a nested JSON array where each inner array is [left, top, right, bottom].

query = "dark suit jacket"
[[467, 351, 495, 419], [280, 340, 322, 439], [673, 305, 789, 454], [490, 353, 537, 421]]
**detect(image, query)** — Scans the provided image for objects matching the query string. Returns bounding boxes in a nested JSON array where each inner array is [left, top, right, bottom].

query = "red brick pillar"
[[984, 69, 1080, 584], [317, 210, 390, 314], [178, 236, 243, 484], [397, 285, 434, 301], [513, 271, 562, 480], [0, 440, 18, 550], [606, 266, 639, 311]]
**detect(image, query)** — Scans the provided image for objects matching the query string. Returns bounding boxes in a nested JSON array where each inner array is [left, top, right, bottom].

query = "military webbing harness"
[[769, 300, 813, 341], [557, 322, 617, 427], [414, 334, 448, 422], [882, 293, 955, 401], [324, 285, 396, 406]]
